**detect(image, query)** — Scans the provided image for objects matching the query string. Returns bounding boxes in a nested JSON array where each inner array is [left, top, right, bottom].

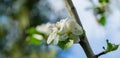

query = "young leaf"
[[98, 15, 106, 26], [26, 36, 42, 45], [26, 27, 45, 36], [26, 27, 37, 34], [112, 45, 119, 51], [99, 0, 109, 3], [58, 39, 73, 50], [104, 39, 119, 53], [106, 40, 113, 52]]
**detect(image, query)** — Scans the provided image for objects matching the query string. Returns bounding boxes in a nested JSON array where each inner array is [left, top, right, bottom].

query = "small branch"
[[79, 34, 96, 58], [64, 0, 96, 58], [95, 51, 106, 57]]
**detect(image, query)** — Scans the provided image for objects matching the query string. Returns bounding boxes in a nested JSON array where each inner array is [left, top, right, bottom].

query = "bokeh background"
[[0, 0, 120, 58]]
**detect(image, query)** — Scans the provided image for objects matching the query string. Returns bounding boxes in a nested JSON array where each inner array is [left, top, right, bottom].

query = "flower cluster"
[[26, 23, 54, 45], [47, 17, 83, 44], [36, 23, 54, 35]]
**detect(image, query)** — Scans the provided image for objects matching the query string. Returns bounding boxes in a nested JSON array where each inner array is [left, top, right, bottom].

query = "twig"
[[95, 51, 106, 57], [64, 0, 96, 58]]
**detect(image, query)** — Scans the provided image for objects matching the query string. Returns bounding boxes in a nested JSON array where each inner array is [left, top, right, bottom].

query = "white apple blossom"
[[36, 23, 54, 35], [47, 27, 59, 44], [47, 17, 83, 44]]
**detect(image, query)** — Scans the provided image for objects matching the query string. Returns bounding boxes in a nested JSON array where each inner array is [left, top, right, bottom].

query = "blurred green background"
[[0, 0, 70, 58]]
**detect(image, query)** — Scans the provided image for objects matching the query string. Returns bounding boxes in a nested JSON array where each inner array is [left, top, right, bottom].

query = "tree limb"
[[64, 0, 97, 58]]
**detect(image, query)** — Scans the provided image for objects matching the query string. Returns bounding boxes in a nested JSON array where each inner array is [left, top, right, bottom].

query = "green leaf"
[[104, 39, 119, 53], [95, 7, 105, 14], [58, 39, 73, 50], [112, 45, 119, 51], [99, 0, 109, 3], [99, 15, 106, 26], [26, 27, 37, 34], [26, 27, 45, 36], [106, 40, 113, 52], [26, 36, 42, 45]]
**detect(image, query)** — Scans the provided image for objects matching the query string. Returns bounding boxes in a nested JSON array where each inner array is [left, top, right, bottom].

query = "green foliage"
[[99, 0, 109, 3], [95, 6, 105, 14], [26, 27, 37, 35], [26, 27, 45, 37], [94, 0, 110, 26], [98, 15, 106, 26], [103, 39, 119, 53], [58, 39, 73, 50], [0, 27, 6, 38], [26, 36, 42, 45], [26, 28, 45, 45]]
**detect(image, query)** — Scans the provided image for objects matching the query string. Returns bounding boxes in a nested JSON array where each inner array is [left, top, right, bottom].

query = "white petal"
[[69, 34, 80, 43], [47, 31, 59, 44], [53, 35, 59, 45], [74, 36, 80, 43], [36, 23, 54, 35], [47, 35, 53, 44], [33, 34, 43, 40], [47, 33, 55, 44], [66, 17, 76, 31], [57, 19, 68, 34], [66, 17, 83, 35], [59, 33, 68, 41], [72, 24, 83, 35]]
